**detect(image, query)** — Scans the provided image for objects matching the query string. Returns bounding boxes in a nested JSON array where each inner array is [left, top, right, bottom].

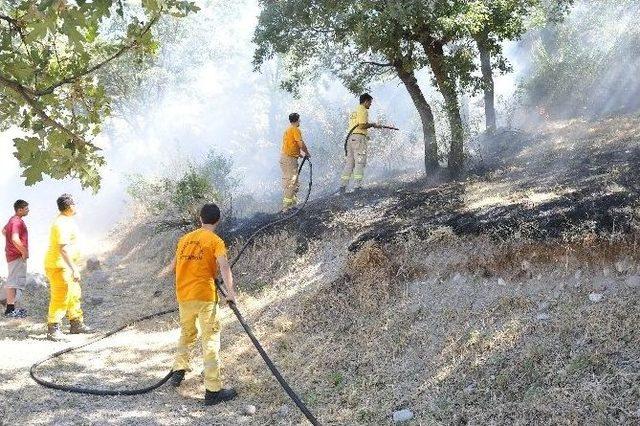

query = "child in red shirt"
[[2, 199, 29, 318]]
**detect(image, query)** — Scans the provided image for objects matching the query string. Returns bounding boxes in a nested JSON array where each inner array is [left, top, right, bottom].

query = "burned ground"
[[1, 115, 639, 425], [226, 115, 640, 255]]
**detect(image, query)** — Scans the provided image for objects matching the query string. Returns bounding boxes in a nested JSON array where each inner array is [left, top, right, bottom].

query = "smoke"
[[509, 0, 640, 123], [0, 0, 419, 274], [5, 0, 634, 275]]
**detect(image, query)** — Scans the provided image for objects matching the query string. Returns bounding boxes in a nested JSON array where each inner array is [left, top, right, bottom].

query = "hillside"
[[1, 115, 639, 425]]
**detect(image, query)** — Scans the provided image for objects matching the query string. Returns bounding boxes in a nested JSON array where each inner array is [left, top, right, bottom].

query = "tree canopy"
[[254, 0, 572, 173], [0, 0, 198, 191]]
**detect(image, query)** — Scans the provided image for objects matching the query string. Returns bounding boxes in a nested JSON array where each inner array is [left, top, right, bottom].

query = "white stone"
[[536, 313, 551, 321], [625, 276, 640, 287], [497, 278, 506, 286], [278, 405, 290, 417], [242, 404, 256, 416], [452, 273, 466, 284], [589, 292, 603, 303], [393, 409, 414, 423]]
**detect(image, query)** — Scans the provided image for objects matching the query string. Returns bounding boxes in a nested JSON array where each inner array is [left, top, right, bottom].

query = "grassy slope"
[[1, 115, 639, 425]]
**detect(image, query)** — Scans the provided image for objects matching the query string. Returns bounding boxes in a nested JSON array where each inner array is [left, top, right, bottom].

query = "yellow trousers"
[[341, 133, 368, 188], [173, 300, 222, 392], [46, 268, 83, 324], [280, 154, 300, 208]]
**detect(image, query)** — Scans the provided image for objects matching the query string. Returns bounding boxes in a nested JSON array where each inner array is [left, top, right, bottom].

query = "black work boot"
[[170, 369, 186, 387], [47, 323, 65, 341], [69, 319, 92, 334], [204, 388, 237, 406]]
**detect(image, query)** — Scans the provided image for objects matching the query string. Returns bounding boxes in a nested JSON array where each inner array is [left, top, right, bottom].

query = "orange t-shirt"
[[175, 228, 227, 302], [281, 125, 303, 157]]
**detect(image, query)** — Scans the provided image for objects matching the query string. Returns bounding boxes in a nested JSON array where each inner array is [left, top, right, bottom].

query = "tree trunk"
[[394, 62, 439, 172], [477, 37, 496, 132], [422, 39, 465, 175]]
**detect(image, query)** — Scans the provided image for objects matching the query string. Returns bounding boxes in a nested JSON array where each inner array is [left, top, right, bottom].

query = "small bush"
[[127, 150, 239, 229]]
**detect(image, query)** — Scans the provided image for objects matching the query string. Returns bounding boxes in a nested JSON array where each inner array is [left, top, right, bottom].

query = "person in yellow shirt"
[[170, 203, 239, 406], [44, 194, 91, 341], [280, 112, 311, 212], [340, 93, 382, 194]]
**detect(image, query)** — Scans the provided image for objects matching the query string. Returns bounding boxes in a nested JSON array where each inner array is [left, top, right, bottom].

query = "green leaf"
[[13, 137, 41, 159], [24, 22, 49, 44], [2, 0, 198, 191], [22, 165, 44, 186], [37, 0, 56, 12]]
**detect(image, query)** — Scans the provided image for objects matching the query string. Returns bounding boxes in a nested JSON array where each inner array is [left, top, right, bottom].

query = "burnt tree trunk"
[[394, 62, 439, 172], [477, 36, 496, 132], [423, 38, 465, 175]]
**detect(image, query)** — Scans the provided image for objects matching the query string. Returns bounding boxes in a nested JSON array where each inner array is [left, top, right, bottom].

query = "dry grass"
[[2, 116, 640, 425], [2, 218, 638, 425]]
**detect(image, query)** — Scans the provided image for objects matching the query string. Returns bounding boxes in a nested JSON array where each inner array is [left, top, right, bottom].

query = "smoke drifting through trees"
[[517, 0, 640, 120], [1, 0, 639, 273]]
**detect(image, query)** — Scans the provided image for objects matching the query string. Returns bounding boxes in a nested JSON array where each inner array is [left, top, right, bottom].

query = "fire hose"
[[30, 156, 320, 425], [344, 123, 400, 156]]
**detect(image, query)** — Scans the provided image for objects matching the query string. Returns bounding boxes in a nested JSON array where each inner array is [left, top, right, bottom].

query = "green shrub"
[[127, 150, 239, 228], [519, 0, 640, 119]]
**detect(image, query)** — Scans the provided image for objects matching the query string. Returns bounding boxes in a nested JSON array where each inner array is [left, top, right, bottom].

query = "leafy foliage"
[[253, 0, 571, 172], [254, 0, 561, 95], [520, 0, 640, 119], [127, 151, 238, 227], [0, 0, 199, 191]]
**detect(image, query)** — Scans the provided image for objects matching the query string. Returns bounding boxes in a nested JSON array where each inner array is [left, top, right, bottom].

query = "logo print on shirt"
[[179, 240, 205, 261]]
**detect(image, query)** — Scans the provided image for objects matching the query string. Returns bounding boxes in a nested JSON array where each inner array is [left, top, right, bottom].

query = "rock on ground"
[[277, 404, 290, 417], [242, 404, 256, 416], [589, 292, 604, 303], [86, 257, 101, 271], [393, 409, 414, 423]]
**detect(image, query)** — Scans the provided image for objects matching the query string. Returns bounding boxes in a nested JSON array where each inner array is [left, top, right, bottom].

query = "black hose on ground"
[[29, 158, 320, 425]]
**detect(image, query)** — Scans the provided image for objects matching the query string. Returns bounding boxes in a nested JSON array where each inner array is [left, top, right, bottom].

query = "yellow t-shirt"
[[348, 104, 369, 136], [44, 214, 81, 270], [281, 125, 303, 157], [175, 228, 227, 303]]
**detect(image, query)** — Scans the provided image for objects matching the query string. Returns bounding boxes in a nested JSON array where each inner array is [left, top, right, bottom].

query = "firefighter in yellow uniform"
[[45, 193, 91, 341], [340, 93, 381, 193], [170, 203, 239, 406], [280, 112, 311, 212]]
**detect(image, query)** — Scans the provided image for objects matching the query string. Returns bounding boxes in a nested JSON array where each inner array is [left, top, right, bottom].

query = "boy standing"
[[280, 113, 311, 212], [45, 194, 91, 341], [2, 200, 29, 318], [170, 203, 239, 406]]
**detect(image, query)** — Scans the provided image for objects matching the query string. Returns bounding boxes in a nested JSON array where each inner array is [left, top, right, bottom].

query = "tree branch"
[[361, 60, 394, 67], [0, 72, 37, 96], [0, 14, 19, 27], [34, 14, 160, 96], [0, 73, 97, 150]]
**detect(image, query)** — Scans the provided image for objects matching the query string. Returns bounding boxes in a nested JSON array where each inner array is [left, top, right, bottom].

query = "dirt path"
[[0, 256, 310, 425]]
